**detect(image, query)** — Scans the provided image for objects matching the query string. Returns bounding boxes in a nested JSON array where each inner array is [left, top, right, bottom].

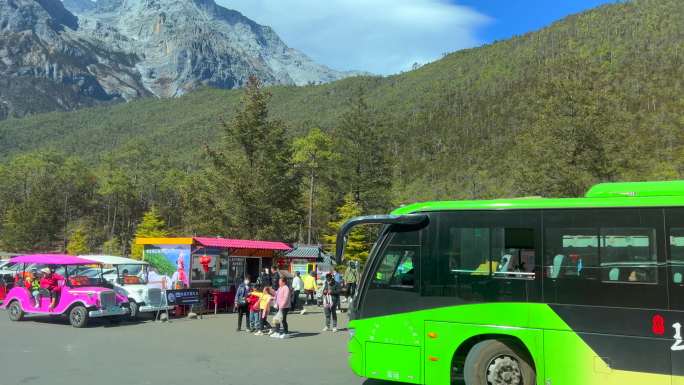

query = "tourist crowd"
[[232, 265, 359, 338]]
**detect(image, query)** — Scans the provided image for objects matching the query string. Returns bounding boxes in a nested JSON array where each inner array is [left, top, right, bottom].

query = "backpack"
[[236, 284, 248, 305]]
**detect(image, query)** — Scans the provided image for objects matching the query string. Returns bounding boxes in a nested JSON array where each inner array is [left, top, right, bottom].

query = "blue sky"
[[223, 0, 619, 75], [455, 0, 619, 43]]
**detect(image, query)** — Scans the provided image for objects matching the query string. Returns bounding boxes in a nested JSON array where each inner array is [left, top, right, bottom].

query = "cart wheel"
[[128, 300, 138, 320], [69, 305, 88, 328], [8, 301, 24, 321]]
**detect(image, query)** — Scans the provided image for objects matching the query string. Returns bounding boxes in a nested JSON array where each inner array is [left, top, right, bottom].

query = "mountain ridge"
[[0, 0, 358, 119], [1, 0, 682, 200]]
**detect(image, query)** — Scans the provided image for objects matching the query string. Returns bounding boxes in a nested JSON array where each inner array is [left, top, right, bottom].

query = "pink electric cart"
[[1, 254, 129, 327]]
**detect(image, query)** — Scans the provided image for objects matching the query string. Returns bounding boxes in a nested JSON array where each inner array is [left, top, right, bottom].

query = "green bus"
[[336, 181, 684, 385]]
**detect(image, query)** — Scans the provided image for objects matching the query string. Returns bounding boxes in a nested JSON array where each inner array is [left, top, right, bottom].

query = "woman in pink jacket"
[[272, 277, 291, 338]]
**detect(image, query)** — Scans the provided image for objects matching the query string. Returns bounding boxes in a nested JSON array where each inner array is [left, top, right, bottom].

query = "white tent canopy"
[[80, 255, 148, 266]]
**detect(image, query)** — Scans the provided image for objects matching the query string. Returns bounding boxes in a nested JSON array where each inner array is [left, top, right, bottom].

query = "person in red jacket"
[[40, 266, 63, 311]]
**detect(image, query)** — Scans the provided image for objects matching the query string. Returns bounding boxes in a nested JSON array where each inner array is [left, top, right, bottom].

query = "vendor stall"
[[135, 236, 291, 313]]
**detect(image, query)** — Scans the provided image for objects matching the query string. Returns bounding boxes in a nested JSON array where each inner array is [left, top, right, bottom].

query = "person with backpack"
[[322, 273, 341, 332], [234, 276, 252, 331], [271, 277, 291, 339]]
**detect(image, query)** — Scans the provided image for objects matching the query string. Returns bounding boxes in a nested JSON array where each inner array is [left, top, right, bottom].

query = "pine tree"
[[293, 127, 340, 244], [206, 76, 301, 240], [130, 207, 168, 259], [66, 224, 90, 256], [334, 88, 393, 214], [323, 194, 369, 265]]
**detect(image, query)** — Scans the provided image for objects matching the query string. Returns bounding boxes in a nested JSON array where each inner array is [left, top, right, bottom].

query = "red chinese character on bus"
[[652, 314, 665, 336]]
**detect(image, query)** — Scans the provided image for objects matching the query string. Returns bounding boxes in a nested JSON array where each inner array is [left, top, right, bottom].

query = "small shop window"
[[191, 254, 217, 281]]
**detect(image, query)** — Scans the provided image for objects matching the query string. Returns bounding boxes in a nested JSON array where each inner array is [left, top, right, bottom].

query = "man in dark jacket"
[[270, 266, 280, 291], [257, 268, 272, 288], [234, 276, 251, 331]]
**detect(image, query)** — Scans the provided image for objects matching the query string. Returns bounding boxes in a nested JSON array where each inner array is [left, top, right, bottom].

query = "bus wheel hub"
[[487, 355, 521, 385]]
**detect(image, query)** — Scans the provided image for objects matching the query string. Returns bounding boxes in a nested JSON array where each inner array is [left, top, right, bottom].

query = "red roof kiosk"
[[136, 237, 291, 313]]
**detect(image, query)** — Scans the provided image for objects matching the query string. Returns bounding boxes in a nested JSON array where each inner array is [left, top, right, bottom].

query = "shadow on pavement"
[[363, 379, 402, 385], [289, 332, 320, 338], [25, 314, 148, 328]]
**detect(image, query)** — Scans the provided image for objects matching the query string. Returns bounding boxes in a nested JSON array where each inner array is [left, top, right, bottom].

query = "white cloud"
[[219, 0, 489, 75]]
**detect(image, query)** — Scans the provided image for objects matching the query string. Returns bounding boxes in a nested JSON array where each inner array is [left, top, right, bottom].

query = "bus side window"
[[600, 228, 656, 284], [447, 227, 491, 275], [544, 228, 599, 280], [491, 228, 536, 279], [670, 229, 684, 285]]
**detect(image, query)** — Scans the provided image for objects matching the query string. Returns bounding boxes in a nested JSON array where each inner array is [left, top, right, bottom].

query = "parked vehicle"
[[80, 255, 171, 319], [0, 261, 23, 280], [1, 254, 129, 328]]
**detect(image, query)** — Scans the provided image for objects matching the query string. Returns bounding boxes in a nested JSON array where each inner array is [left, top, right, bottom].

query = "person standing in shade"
[[322, 273, 341, 332], [234, 276, 252, 331], [334, 267, 344, 311], [271, 277, 291, 338], [343, 263, 358, 304], [270, 266, 280, 291], [291, 271, 303, 311], [257, 267, 272, 289]]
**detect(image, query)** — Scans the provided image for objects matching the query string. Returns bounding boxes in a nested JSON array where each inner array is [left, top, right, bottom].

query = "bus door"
[[666, 208, 684, 384], [358, 227, 423, 384]]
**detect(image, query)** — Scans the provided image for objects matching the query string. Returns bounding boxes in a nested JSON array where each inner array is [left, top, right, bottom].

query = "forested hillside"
[[0, 0, 682, 254]]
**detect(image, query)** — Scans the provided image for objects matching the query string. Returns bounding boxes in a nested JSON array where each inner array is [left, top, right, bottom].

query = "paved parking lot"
[[0, 306, 391, 385]]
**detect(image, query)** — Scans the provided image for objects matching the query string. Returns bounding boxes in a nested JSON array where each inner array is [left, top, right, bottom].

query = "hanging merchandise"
[[200, 255, 211, 273]]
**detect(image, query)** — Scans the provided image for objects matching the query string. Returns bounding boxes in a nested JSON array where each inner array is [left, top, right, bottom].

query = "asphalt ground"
[[0, 304, 394, 385]]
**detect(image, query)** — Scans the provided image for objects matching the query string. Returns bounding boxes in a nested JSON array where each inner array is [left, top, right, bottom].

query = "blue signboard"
[[166, 289, 200, 305]]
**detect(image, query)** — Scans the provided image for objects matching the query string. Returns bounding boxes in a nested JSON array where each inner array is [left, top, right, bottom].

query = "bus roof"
[[391, 180, 684, 215]]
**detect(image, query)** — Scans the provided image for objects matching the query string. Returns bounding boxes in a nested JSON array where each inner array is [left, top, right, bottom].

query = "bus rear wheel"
[[463, 340, 535, 385]]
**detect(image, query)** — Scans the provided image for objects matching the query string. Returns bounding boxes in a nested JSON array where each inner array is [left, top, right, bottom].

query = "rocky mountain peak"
[[0, 0, 359, 119], [1, 0, 77, 33], [37, 0, 79, 30]]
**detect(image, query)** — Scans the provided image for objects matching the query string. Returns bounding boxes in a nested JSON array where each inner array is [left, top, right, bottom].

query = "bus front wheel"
[[463, 339, 535, 385]]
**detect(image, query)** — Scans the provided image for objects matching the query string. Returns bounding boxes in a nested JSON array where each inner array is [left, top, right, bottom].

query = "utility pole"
[[307, 170, 314, 245]]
